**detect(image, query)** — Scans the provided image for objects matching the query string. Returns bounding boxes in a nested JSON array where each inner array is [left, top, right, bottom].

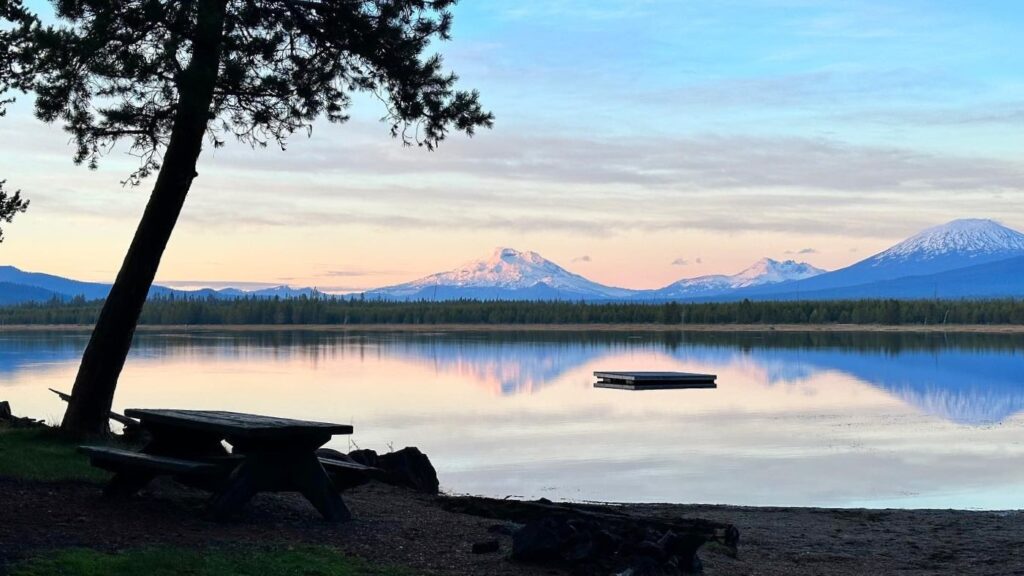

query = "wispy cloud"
[[834, 101, 1024, 127], [321, 269, 397, 277], [572, 255, 591, 263], [785, 247, 818, 255], [648, 68, 959, 109], [158, 280, 287, 290], [671, 258, 689, 266], [210, 124, 1024, 194]]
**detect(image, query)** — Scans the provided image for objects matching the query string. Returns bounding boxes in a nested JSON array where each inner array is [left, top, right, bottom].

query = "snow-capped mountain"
[[650, 258, 825, 298], [3, 218, 1022, 306], [728, 258, 826, 288], [738, 219, 1024, 299], [871, 218, 1024, 265], [366, 247, 635, 301]]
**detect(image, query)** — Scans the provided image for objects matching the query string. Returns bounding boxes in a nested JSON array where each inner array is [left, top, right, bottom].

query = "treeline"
[[0, 296, 1022, 325]]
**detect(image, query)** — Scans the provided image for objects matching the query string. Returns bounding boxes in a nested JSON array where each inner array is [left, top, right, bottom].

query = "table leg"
[[207, 456, 264, 522], [290, 452, 352, 522], [206, 450, 350, 522]]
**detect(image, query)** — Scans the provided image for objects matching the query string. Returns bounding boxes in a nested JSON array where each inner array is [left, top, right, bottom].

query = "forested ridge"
[[0, 296, 1022, 325]]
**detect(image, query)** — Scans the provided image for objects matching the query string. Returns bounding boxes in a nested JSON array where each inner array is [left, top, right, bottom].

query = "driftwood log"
[[49, 389, 138, 427], [441, 495, 739, 575], [49, 389, 143, 440], [0, 401, 46, 428]]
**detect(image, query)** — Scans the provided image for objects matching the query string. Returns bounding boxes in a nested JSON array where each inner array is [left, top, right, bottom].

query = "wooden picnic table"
[[81, 409, 354, 522]]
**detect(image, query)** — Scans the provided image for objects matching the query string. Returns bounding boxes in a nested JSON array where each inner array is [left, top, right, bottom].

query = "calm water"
[[3, 329, 1024, 509]]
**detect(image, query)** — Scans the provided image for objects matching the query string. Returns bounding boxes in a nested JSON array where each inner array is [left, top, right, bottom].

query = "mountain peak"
[[370, 248, 633, 300], [488, 247, 545, 266], [658, 257, 825, 296], [731, 258, 826, 288], [874, 219, 1024, 263]]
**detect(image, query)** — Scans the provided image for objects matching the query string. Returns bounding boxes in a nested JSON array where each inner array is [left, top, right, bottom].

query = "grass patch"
[[0, 427, 110, 482], [9, 546, 411, 576]]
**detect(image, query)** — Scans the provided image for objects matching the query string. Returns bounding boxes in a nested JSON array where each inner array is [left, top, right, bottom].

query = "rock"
[[377, 447, 439, 494], [345, 449, 380, 468], [348, 447, 439, 494], [321, 447, 440, 495], [509, 512, 720, 575], [487, 522, 521, 536], [0, 401, 45, 428], [471, 540, 500, 554], [512, 517, 565, 562]]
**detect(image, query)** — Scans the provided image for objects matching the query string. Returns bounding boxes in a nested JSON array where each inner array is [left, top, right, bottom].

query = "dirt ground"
[[2, 476, 1024, 576], [630, 503, 1024, 576]]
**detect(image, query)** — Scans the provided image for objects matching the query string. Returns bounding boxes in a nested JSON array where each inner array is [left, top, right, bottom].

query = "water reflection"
[[377, 332, 1024, 425], [2, 329, 1023, 508], [2, 330, 1024, 424]]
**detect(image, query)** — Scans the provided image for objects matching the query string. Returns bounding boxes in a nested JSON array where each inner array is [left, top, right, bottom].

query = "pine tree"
[[9, 0, 492, 435]]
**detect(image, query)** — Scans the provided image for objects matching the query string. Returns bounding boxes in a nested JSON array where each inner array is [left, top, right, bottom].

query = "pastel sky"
[[2, 0, 1023, 291]]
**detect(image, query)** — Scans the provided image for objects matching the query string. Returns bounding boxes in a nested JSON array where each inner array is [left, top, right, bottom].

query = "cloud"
[[17, 111, 1024, 240], [158, 280, 288, 290], [321, 269, 396, 277], [671, 258, 689, 266], [785, 247, 819, 255], [571, 255, 591, 263], [313, 284, 374, 293], [206, 119, 1024, 195], [831, 101, 1024, 128], [649, 68, 958, 110]]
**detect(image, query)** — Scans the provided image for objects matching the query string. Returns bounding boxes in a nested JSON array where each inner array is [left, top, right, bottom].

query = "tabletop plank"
[[124, 409, 353, 438]]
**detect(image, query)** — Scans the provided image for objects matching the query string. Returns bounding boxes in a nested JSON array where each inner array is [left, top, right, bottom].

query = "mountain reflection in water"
[[2, 329, 1023, 508], [382, 332, 1024, 425]]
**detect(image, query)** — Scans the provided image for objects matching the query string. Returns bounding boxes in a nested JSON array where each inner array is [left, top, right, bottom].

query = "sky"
[[1, 0, 1023, 292]]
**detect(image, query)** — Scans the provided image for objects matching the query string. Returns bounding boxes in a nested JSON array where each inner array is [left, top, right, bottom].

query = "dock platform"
[[593, 371, 717, 390]]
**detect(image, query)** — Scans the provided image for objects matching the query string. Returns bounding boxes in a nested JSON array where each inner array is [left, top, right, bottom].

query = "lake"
[[3, 329, 1024, 509]]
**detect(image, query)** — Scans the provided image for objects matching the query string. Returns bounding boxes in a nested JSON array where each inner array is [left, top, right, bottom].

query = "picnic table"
[[80, 409, 354, 521]]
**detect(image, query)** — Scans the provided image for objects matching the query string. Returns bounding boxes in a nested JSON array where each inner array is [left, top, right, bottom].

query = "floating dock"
[[593, 371, 717, 390]]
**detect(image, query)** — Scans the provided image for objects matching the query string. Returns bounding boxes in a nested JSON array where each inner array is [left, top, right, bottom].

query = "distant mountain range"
[[367, 219, 1024, 301], [365, 249, 825, 301], [2, 218, 1022, 304], [721, 219, 1024, 301], [638, 258, 826, 300], [0, 265, 323, 305]]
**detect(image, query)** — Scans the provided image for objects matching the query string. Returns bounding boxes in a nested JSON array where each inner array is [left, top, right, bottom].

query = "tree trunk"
[[61, 0, 229, 436]]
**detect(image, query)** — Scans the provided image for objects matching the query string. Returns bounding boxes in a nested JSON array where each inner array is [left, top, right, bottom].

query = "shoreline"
[[3, 472, 1022, 576], [0, 322, 1021, 333], [4, 419, 1023, 574]]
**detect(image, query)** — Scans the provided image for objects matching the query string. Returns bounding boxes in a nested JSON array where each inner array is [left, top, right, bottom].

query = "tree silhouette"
[[10, 0, 492, 435], [0, 181, 28, 242], [0, 0, 34, 240]]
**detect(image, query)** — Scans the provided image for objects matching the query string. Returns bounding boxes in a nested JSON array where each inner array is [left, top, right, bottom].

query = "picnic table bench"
[[80, 409, 355, 521]]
